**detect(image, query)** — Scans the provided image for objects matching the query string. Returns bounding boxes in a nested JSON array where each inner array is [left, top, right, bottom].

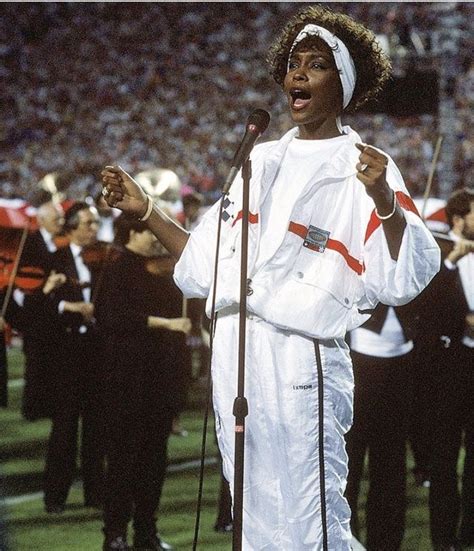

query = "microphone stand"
[[232, 157, 251, 551]]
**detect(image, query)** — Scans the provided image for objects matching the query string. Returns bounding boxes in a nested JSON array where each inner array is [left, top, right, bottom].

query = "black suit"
[[418, 235, 474, 548], [43, 244, 104, 508], [20, 230, 55, 273], [19, 229, 58, 419]]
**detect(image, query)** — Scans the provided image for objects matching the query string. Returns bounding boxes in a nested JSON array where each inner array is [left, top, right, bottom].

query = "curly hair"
[[114, 213, 149, 246], [267, 4, 392, 113], [445, 188, 474, 227]]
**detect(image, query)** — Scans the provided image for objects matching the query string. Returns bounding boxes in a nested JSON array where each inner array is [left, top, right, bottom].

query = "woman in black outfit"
[[96, 216, 191, 551]]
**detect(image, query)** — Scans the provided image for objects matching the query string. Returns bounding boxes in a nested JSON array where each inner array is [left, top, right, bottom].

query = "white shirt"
[[70, 242, 91, 303], [97, 216, 115, 243], [256, 134, 350, 271], [58, 243, 91, 333], [39, 227, 57, 253], [350, 306, 414, 358]]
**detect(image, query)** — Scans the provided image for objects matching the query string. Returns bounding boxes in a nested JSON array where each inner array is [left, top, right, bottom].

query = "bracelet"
[[138, 195, 154, 221], [375, 190, 397, 220]]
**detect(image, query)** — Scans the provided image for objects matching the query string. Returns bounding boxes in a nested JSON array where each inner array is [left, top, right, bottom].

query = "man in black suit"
[[421, 188, 474, 551], [42, 201, 104, 513], [21, 199, 65, 271], [19, 198, 65, 420], [345, 300, 419, 551]]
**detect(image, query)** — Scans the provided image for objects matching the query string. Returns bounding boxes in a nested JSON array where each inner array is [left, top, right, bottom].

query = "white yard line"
[[1, 457, 218, 506], [6, 379, 24, 389]]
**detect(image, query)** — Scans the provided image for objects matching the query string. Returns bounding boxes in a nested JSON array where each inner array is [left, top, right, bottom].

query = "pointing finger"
[[356, 143, 387, 164]]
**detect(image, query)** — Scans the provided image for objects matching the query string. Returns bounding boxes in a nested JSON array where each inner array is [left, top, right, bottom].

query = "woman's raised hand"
[[101, 165, 149, 218]]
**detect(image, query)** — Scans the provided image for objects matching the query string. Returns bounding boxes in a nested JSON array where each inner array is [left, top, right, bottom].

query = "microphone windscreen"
[[247, 109, 270, 134]]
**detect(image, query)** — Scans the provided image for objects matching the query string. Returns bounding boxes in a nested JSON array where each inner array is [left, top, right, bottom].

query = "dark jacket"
[[95, 249, 190, 415]]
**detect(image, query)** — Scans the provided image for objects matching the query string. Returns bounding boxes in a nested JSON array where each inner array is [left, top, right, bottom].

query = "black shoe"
[[103, 535, 131, 551], [45, 503, 65, 514], [133, 533, 174, 551]]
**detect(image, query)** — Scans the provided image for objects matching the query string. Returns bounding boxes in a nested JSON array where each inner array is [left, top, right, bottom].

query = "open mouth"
[[290, 88, 312, 110]]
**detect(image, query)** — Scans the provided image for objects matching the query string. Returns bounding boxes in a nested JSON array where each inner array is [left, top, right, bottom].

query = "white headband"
[[288, 24, 356, 109]]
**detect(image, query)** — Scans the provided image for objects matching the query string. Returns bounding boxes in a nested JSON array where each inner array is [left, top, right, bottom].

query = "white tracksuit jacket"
[[174, 126, 440, 550]]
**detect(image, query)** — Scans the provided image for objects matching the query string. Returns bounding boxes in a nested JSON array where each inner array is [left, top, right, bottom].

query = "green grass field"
[[1, 345, 436, 550]]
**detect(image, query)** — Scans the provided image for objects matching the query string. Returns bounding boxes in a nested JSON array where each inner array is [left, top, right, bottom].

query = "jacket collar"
[[258, 125, 361, 205]]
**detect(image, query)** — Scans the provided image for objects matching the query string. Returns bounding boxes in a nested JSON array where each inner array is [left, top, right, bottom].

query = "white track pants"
[[212, 310, 354, 550]]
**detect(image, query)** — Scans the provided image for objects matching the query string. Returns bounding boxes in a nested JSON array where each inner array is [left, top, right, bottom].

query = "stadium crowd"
[[0, 3, 473, 550], [0, 2, 472, 203]]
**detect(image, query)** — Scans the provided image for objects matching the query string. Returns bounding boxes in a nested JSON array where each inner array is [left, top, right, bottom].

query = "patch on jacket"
[[303, 225, 331, 253]]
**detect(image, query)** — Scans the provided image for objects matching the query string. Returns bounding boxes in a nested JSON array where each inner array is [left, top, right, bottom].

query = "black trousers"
[[103, 401, 174, 537], [345, 350, 413, 551], [44, 333, 104, 506], [408, 341, 439, 478], [22, 339, 61, 420], [429, 344, 474, 547]]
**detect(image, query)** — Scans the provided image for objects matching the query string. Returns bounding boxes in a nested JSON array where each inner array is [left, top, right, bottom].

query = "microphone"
[[222, 109, 270, 194]]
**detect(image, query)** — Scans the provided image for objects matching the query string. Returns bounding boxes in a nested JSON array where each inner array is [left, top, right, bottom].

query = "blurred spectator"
[[0, 3, 472, 201], [176, 186, 205, 230]]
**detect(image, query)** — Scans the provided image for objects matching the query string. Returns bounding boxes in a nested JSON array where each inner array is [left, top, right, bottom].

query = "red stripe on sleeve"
[[364, 191, 420, 244], [326, 238, 364, 275]]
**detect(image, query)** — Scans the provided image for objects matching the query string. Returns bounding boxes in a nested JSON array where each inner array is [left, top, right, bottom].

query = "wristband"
[[138, 195, 153, 222], [375, 190, 397, 221]]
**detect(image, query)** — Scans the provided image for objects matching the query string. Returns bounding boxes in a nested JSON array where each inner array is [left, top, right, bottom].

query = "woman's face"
[[130, 228, 159, 257], [283, 39, 344, 139]]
